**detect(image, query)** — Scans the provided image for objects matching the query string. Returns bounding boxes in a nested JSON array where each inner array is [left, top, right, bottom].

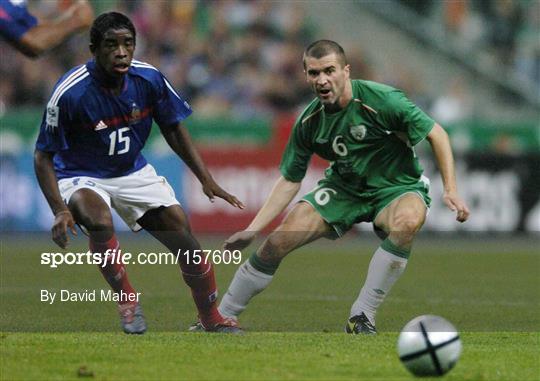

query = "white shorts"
[[58, 164, 180, 231]]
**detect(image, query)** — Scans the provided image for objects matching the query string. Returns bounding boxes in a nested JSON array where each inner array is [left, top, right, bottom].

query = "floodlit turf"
[[1, 332, 538, 380], [1, 234, 539, 380]]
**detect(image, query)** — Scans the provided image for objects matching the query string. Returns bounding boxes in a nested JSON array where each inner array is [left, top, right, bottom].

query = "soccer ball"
[[397, 315, 462, 377]]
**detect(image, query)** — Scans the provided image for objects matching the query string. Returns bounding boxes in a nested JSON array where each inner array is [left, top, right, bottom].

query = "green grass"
[[1, 332, 538, 380], [1, 234, 539, 380]]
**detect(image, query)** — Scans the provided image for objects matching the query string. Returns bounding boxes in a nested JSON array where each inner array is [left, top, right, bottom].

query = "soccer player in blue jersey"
[[34, 12, 244, 334], [0, 0, 93, 58]]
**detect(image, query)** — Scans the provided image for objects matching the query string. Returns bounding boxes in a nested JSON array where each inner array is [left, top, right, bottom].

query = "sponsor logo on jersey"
[[350, 124, 367, 141], [94, 120, 108, 131]]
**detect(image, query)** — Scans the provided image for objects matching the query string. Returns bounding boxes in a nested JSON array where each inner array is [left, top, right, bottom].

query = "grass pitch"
[[1, 234, 539, 380], [1, 332, 538, 380]]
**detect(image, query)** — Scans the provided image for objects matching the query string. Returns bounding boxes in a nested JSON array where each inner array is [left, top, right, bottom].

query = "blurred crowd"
[[1, 0, 318, 120], [0, 0, 447, 122], [0, 0, 537, 124], [402, 0, 540, 97]]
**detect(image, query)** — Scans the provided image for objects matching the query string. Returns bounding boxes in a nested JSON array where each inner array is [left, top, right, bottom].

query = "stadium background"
[[1, 0, 539, 234]]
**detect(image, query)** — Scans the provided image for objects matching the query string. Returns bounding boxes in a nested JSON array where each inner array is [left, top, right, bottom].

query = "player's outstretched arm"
[[426, 123, 470, 223], [17, 0, 93, 57], [159, 123, 244, 209], [34, 149, 77, 248], [223, 176, 301, 251]]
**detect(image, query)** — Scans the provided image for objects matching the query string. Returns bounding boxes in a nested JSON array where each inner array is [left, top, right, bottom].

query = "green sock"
[[248, 253, 280, 275], [380, 238, 411, 259]]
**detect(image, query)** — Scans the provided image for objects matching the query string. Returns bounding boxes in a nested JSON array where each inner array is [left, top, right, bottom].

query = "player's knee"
[[391, 212, 424, 235], [84, 213, 114, 235]]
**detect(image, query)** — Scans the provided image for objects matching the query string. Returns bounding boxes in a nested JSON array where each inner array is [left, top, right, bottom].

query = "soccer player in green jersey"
[[218, 40, 470, 334]]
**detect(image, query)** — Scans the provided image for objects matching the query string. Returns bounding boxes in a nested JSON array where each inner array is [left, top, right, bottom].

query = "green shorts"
[[301, 176, 431, 238]]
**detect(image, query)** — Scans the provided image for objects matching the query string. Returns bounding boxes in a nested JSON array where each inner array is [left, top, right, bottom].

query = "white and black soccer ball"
[[397, 315, 462, 377]]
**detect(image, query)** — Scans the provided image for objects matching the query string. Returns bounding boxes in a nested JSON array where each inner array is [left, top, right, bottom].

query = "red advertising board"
[[185, 120, 328, 233]]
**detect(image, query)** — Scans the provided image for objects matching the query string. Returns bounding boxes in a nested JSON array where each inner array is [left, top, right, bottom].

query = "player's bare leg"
[[137, 205, 239, 333], [374, 193, 427, 251], [219, 201, 333, 321], [69, 188, 145, 334], [348, 193, 427, 334]]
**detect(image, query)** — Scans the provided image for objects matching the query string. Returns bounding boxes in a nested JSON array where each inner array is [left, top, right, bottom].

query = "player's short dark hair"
[[303, 40, 347, 69], [90, 12, 136, 52]]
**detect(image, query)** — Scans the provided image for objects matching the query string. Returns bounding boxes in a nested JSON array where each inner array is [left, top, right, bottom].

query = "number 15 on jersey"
[[109, 127, 131, 156]]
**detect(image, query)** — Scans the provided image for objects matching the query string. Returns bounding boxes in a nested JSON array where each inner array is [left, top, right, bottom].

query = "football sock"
[[218, 254, 275, 319], [248, 252, 280, 275], [350, 242, 408, 324], [180, 259, 222, 328], [380, 237, 411, 259], [90, 234, 137, 305]]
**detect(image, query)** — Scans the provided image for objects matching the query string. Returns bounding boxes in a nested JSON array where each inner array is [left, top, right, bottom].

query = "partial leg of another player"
[[137, 205, 240, 333], [347, 193, 427, 335], [219, 201, 333, 321], [69, 188, 145, 334]]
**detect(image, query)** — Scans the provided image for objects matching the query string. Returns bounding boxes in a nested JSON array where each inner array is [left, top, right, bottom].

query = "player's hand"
[[52, 210, 78, 249], [443, 191, 470, 223], [69, 0, 94, 30], [202, 178, 245, 209], [223, 230, 257, 251]]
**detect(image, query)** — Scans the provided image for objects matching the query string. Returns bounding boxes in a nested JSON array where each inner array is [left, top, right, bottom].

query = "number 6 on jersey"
[[332, 135, 348, 157], [314, 187, 337, 206]]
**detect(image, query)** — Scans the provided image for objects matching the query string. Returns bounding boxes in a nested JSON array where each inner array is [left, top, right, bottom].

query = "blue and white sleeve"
[[35, 93, 72, 152], [152, 72, 193, 128]]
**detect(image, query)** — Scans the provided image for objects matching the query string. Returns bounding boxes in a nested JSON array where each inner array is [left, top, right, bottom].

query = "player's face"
[[304, 53, 350, 108], [94, 28, 135, 78]]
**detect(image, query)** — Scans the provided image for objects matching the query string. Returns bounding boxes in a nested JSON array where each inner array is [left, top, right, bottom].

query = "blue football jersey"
[[36, 59, 192, 179], [0, 0, 37, 43]]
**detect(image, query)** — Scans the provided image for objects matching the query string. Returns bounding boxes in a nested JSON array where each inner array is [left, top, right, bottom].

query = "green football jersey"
[[279, 80, 435, 193]]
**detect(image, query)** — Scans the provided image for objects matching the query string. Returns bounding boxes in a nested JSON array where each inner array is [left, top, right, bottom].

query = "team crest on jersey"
[[129, 102, 141, 125], [350, 124, 367, 141]]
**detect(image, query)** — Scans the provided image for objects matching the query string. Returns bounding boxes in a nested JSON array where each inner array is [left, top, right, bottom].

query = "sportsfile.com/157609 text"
[[40, 249, 243, 268]]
